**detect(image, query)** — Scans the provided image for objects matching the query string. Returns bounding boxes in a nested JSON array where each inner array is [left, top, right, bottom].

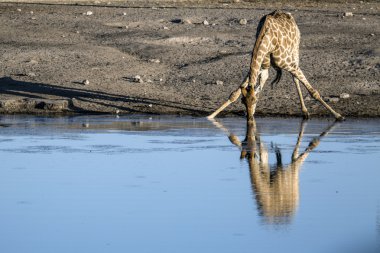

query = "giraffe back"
[[266, 11, 301, 67]]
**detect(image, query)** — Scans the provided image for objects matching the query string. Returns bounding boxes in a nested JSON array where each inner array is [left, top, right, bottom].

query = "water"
[[0, 115, 379, 253]]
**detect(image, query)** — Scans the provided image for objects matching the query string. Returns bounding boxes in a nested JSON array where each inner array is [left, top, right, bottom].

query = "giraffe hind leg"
[[294, 77, 310, 119], [289, 67, 344, 121]]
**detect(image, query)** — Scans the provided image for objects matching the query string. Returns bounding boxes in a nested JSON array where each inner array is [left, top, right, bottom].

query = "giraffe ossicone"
[[207, 10, 344, 121]]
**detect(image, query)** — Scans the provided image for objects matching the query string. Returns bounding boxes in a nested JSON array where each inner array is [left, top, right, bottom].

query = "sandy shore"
[[0, 1, 379, 117]]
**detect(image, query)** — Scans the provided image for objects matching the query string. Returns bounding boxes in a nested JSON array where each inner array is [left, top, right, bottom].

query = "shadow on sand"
[[0, 77, 207, 115]]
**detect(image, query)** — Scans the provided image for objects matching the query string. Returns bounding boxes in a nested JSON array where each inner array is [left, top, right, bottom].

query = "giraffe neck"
[[248, 17, 272, 86]]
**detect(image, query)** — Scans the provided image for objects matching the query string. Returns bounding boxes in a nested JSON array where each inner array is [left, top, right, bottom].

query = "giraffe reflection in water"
[[212, 119, 337, 224]]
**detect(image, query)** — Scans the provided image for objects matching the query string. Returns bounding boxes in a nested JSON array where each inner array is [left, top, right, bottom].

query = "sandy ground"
[[0, 1, 379, 117]]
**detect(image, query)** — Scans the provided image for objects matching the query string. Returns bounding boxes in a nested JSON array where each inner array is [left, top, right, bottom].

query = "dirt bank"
[[0, 1, 379, 117]]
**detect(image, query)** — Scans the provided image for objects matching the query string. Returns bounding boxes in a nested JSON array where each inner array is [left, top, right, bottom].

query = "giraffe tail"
[[270, 66, 282, 89]]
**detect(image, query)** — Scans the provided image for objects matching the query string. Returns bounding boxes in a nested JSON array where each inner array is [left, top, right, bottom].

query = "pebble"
[[115, 109, 120, 114], [239, 18, 248, 25], [340, 93, 350, 99], [171, 18, 183, 24], [184, 19, 192, 24], [133, 75, 143, 83], [148, 104, 153, 108], [149, 59, 160, 63], [344, 12, 354, 17], [27, 59, 38, 64], [203, 20, 209, 26], [83, 79, 90, 85], [163, 26, 169, 30], [325, 97, 340, 102], [216, 80, 224, 85], [370, 33, 375, 36], [84, 11, 93, 16], [123, 12, 127, 16], [17, 8, 21, 12], [30, 11, 33, 14], [27, 72, 36, 77]]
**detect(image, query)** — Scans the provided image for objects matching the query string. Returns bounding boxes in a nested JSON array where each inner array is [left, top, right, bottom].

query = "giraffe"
[[207, 10, 344, 122], [211, 118, 338, 224]]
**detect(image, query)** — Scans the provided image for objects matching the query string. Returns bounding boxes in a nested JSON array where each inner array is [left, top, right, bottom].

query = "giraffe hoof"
[[303, 112, 310, 120]]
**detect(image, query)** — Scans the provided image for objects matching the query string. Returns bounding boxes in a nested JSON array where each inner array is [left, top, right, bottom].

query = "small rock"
[[184, 19, 192, 24], [239, 18, 248, 25], [83, 79, 90, 85], [340, 93, 350, 99], [76, 30, 80, 34], [216, 80, 224, 85], [148, 104, 153, 108], [163, 26, 169, 30], [325, 97, 340, 102], [27, 59, 38, 64], [203, 20, 209, 26], [370, 33, 375, 36], [362, 17, 366, 20], [30, 11, 33, 14], [149, 59, 160, 63], [344, 12, 353, 17], [133, 75, 143, 83], [27, 72, 36, 77], [17, 8, 21, 12], [31, 17, 36, 20], [171, 18, 183, 24], [82, 123, 90, 128], [123, 12, 127, 16], [84, 11, 93, 16], [115, 109, 120, 114]]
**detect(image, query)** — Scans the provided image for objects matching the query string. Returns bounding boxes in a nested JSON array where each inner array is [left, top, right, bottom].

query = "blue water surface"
[[0, 115, 379, 253]]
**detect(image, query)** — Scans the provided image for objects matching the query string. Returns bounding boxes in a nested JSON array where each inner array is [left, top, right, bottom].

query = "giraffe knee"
[[310, 91, 321, 100], [229, 89, 241, 102]]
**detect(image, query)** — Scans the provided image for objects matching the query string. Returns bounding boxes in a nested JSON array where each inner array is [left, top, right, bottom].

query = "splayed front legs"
[[207, 69, 269, 120]]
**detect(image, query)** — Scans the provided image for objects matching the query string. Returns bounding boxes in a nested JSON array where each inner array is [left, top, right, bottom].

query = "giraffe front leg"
[[294, 77, 310, 119], [207, 77, 249, 119], [242, 86, 257, 122]]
